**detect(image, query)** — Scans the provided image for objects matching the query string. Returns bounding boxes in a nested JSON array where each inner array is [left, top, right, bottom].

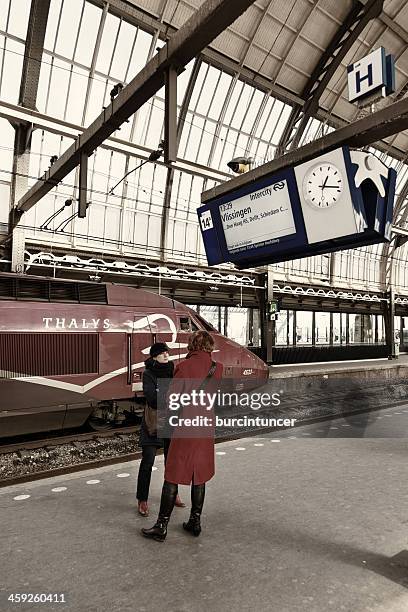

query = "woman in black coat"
[[136, 342, 185, 516]]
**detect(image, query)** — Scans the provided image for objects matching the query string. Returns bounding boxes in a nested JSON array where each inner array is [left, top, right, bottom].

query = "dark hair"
[[187, 330, 214, 353], [149, 342, 169, 358]]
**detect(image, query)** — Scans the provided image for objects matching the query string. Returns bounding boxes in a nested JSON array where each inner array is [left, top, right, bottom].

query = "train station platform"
[[269, 354, 408, 377], [1, 405, 407, 612]]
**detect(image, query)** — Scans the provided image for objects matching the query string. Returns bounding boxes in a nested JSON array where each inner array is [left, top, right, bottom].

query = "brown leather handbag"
[[144, 402, 157, 436]]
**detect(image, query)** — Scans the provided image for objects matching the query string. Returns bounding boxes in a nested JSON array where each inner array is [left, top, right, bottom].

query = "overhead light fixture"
[[227, 156, 253, 174], [110, 83, 123, 102]]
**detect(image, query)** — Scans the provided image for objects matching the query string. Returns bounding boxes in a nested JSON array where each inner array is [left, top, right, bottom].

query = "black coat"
[[139, 358, 174, 447]]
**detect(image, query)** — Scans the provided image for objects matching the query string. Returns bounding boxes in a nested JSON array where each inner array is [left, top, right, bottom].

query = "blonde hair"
[[187, 330, 214, 353]]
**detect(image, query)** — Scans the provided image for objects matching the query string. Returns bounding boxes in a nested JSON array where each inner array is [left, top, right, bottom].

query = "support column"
[[8, 0, 51, 269], [260, 269, 274, 363], [11, 227, 25, 273], [9, 124, 31, 271], [247, 308, 254, 345], [78, 153, 88, 218], [164, 66, 178, 164], [384, 289, 397, 359]]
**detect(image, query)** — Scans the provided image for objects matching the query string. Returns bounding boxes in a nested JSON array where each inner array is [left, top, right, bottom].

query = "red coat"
[[164, 350, 223, 485]]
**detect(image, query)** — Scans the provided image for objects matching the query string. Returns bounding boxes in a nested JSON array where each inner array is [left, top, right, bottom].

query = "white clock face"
[[303, 162, 344, 209]]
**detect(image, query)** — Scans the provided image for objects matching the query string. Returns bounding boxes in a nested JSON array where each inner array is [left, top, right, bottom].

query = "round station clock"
[[303, 162, 344, 209]]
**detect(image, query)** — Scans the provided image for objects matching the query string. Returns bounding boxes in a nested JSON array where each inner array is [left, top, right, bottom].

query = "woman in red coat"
[[141, 330, 223, 542]]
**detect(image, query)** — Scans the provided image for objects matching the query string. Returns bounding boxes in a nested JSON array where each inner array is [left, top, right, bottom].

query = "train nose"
[[242, 347, 269, 380]]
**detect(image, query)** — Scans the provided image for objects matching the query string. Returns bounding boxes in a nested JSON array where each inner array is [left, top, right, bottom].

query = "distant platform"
[[269, 354, 408, 379]]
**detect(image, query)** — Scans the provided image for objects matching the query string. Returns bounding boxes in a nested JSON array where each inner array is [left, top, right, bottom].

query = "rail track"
[[0, 425, 140, 456], [1, 398, 407, 489], [0, 425, 142, 488]]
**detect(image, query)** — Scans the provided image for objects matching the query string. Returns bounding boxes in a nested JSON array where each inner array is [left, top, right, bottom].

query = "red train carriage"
[[0, 273, 268, 437]]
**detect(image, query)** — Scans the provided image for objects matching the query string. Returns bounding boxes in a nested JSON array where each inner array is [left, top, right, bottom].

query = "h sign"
[[347, 47, 394, 104]]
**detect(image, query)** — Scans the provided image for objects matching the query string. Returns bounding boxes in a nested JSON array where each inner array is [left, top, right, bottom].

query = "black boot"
[[141, 481, 178, 542], [183, 483, 205, 537]]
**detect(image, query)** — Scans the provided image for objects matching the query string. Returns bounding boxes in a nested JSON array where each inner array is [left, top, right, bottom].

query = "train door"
[[145, 311, 182, 367], [128, 312, 154, 393], [176, 314, 199, 359], [145, 312, 175, 347]]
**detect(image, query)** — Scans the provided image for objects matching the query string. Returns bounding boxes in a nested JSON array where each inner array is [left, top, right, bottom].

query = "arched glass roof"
[[2, 0, 408, 295]]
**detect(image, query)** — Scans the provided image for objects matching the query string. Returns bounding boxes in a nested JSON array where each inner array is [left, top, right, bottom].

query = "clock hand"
[[323, 185, 341, 189], [318, 176, 329, 189]]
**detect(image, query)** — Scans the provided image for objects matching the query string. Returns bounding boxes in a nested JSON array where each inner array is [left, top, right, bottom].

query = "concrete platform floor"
[[1, 408, 407, 612], [269, 354, 408, 377]]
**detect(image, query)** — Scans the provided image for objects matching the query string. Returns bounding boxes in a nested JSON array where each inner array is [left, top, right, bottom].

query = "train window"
[[179, 317, 191, 331], [193, 313, 216, 332], [179, 317, 199, 332]]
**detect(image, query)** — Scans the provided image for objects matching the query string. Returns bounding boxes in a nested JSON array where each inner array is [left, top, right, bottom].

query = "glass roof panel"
[[240, 87, 264, 133], [75, 2, 101, 66], [110, 20, 138, 82], [0, 38, 24, 104], [46, 58, 73, 116], [44, 0, 62, 52], [64, 65, 89, 124], [0, 118, 14, 187], [95, 12, 120, 74], [128, 28, 153, 78], [0, 1, 10, 34], [231, 83, 255, 131], [188, 62, 209, 110], [206, 69, 233, 120], [4, 0, 405, 280], [55, 0, 84, 60], [223, 80, 245, 126], [7, 0, 30, 40]]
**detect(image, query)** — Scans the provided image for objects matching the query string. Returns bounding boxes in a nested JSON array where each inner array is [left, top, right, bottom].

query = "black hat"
[[149, 342, 169, 358]]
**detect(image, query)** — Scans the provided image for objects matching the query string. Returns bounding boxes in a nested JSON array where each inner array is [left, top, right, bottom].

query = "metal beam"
[[88, 0, 305, 108], [164, 66, 178, 163], [19, 0, 51, 111], [16, 0, 256, 216], [380, 179, 408, 290], [379, 10, 408, 42], [78, 153, 88, 218], [0, 101, 229, 185], [9, 0, 51, 269], [160, 57, 202, 261], [276, 0, 384, 155], [90, 0, 408, 164], [202, 96, 408, 203]]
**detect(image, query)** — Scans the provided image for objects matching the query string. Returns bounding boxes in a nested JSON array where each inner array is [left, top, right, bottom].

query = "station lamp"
[[227, 156, 253, 174]]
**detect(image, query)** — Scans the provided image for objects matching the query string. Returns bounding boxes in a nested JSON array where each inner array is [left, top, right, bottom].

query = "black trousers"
[[136, 439, 170, 502]]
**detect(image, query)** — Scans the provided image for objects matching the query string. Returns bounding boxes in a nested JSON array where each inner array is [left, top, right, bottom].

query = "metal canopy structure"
[[1, 0, 408, 302], [201, 96, 408, 202], [276, 0, 384, 154], [15, 0, 257, 215]]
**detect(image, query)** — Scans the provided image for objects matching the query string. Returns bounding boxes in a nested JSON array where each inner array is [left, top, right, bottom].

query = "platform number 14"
[[200, 210, 213, 231]]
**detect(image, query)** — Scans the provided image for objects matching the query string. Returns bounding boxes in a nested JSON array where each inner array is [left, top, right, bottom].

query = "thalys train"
[[0, 272, 268, 437]]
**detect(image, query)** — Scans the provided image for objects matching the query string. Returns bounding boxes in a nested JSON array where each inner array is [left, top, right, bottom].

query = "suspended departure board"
[[198, 146, 396, 269]]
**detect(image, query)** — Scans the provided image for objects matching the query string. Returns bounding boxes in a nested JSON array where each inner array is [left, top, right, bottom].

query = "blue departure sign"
[[198, 146, 396, 269]]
